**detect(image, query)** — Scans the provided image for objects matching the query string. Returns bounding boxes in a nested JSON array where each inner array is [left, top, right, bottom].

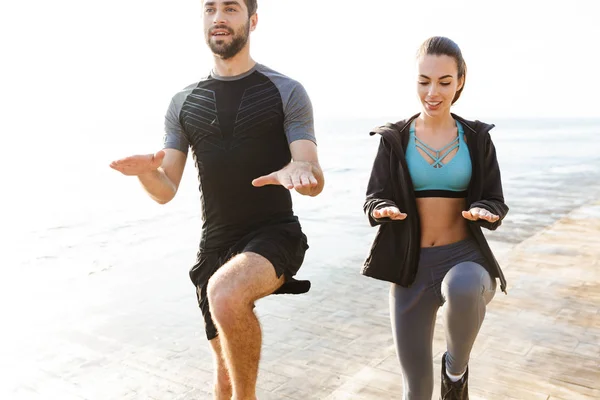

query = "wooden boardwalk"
[[255, 202, 600, 400]]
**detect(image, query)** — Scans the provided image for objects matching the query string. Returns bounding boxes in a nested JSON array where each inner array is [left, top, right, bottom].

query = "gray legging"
[[390, 238, 496, 400]]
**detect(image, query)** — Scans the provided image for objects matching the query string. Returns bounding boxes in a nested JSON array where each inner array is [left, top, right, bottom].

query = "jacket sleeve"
[[363, 137, 401, 226], [469, 132, 509, 230]]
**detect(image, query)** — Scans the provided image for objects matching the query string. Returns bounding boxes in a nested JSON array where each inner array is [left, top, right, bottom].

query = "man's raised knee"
[[207, 277, 248, 325]]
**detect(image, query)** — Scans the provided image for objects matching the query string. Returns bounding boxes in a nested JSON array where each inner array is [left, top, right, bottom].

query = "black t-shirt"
[[164, 64, 316, 250]]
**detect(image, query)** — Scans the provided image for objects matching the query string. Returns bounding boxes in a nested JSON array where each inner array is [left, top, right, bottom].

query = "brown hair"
[[417, 36, 466, 104], [244, 0, 257, 17]]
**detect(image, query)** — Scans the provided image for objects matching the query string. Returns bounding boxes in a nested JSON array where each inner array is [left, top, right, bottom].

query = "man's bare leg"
[[207, 252, 284, 400], [209, 337, 232, 399]]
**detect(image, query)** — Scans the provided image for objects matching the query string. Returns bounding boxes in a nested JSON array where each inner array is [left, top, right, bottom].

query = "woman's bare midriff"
[[416, 197, 470, 247]]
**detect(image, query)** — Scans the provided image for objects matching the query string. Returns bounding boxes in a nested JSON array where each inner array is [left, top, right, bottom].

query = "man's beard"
[[206, 21, 250, 60]]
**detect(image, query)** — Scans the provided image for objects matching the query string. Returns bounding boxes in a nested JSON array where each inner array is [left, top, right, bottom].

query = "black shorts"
[[191, 218, 310, 340]]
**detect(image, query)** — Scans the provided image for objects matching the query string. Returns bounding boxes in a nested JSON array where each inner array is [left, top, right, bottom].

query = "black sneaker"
[[441, 352, 469, 400]]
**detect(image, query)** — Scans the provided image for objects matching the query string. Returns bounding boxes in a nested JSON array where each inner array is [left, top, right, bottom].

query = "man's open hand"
[[252, 161, 319, 196]]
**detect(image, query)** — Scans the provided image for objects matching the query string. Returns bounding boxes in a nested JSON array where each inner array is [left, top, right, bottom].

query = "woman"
[[362, 36, 509, 400]]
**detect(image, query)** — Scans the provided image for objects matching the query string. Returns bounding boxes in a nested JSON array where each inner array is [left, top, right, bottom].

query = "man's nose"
[[212, 9, 228, 25]]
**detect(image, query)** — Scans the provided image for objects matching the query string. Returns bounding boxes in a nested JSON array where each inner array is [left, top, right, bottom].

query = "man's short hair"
[[244, 0, 257, 17]]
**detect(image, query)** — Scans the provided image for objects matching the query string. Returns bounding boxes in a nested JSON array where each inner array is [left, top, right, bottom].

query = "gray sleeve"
[[163, 94, 190, 154], [257, 65, 316, 145], [283, 82, 316, 145]]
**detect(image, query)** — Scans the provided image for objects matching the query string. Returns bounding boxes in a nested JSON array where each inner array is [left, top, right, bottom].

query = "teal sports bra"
[[405, 120, 471, 198]]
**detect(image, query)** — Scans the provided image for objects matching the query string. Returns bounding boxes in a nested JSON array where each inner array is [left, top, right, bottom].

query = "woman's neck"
[[417, 112, 455, 133]]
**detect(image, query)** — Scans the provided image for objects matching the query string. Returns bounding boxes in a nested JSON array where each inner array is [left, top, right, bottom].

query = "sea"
[[3, 117, 600, 284]]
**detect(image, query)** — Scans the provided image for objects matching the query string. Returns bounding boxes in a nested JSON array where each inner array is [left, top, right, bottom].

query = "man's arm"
[[110, 88, 191, 204], [289, 139, 324, 197], [251, 140, 324, 197], [138, 149, 187, 204], [110, 148, 187, 204], [251, 77, 324, 196]]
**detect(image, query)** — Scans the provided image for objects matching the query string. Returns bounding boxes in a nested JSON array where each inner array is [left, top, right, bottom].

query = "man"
[[109, 1, 324, 399]]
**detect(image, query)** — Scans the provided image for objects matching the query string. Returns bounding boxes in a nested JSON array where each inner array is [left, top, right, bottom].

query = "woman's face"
[[416, 54, 464, 118]]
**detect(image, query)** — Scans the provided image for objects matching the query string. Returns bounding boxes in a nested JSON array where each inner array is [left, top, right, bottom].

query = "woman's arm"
[[364, 137, 404, 226], [468, 133, 509, 230]]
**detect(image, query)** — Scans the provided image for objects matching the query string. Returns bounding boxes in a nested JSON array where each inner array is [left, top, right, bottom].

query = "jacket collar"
[[369, 113, 495, 137]]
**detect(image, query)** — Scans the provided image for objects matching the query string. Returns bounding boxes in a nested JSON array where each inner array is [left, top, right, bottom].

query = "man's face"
[[203, 1, 256, 59]]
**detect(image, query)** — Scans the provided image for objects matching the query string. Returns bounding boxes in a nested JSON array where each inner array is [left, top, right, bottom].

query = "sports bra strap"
[[414, 136, 459, 168]]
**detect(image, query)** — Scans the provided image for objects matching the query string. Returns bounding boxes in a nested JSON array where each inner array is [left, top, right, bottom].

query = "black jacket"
[[362, 113, 509, 293]]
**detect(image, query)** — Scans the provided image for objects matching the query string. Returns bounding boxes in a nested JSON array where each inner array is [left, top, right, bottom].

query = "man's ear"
[[249, 13, 258, 32]]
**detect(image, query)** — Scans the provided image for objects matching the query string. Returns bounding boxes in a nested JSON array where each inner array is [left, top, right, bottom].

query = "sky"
[[2, 0, 600, 126]]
